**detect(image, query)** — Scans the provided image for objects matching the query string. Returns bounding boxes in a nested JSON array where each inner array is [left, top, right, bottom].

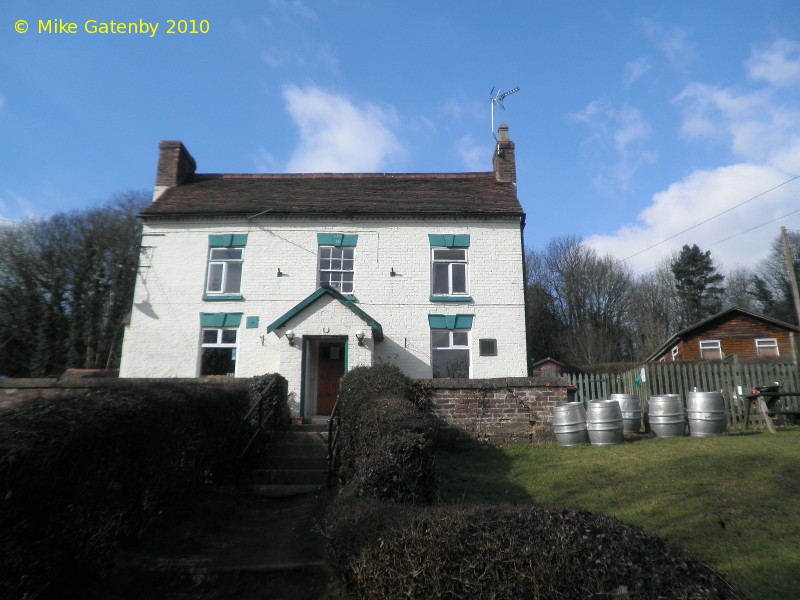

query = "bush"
[[325, 499, 743, 600], [0, 381, 249, 599], [248, 373, 290, 431], [335, 365, 437, 504], [348, 396, 437, 505]]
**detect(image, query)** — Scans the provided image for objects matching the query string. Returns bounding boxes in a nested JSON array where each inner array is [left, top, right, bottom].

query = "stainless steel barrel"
[[553, 402, 589, 447], [610, 393, 642, 434], [647, 394, 685, 438], [586, 399, 624, 446], [687, 391, 727, 437]]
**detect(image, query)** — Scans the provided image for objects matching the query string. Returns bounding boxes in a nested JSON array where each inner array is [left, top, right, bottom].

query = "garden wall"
[[422, 375, 570, 444]]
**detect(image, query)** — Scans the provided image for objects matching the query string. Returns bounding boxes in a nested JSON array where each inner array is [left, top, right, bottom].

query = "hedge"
[[325, 499, 743, 600], [0, 381, 249, 599]]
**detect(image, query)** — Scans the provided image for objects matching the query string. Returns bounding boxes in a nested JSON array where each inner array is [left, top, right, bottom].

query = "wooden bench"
[[743, 391, 800, 433]]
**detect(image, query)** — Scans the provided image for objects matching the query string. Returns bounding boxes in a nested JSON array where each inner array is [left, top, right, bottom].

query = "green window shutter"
[[317, 233, 358, 247], [246, 316, 260, 329], [428, 234, 470, 248], [201, 312, 243, 327], [209, 234, 248, 247], [428, 314, 474, 330]]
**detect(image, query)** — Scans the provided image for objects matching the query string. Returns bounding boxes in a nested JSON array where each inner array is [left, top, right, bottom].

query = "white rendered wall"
[[119, 217, 527, 410]]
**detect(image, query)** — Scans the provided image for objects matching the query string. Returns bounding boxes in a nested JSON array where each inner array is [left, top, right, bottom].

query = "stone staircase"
[[251, 423, 330, 497]]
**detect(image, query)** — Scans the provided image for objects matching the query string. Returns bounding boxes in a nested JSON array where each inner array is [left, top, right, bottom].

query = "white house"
[[119, 124, 528, 420]]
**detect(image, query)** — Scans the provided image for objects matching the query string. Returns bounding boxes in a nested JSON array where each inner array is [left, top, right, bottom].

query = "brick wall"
[[424, 376, 570, 444]]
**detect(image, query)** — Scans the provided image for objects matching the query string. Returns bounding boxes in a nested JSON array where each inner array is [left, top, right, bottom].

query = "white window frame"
[[671, 346, 679, 361], [755, 338, 779, 357], [200, 327, 238, 376], [431, 329, 471, 378], [431, 247, 469, 296], [699, 340, 722, 360], [205, 247, 244, 295], [319, 246, 355, 294]]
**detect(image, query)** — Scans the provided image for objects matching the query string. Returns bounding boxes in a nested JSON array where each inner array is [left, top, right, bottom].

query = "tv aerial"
[[490, 86, 520, 138]]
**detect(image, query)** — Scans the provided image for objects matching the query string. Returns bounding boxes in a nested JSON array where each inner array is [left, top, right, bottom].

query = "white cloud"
[[623, 57, 652, 88], [746, 39, 800, 87], [571, 100, 656, 193], [266, 0, 318, 24], [282, 84, 403, 172], [455, 135, 490, 171], [641, 19, 696, 68], [586, 41, 800, 272]]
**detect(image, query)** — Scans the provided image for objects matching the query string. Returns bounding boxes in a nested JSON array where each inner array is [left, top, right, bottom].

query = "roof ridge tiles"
[[194, 171, 494, 180]]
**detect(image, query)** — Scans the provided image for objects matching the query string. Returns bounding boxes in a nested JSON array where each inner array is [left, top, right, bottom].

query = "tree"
[[670, 244, 725, 328], [526, 236, 636, 367], [0, 192, 148, 376], [751, 230, 800, 325]]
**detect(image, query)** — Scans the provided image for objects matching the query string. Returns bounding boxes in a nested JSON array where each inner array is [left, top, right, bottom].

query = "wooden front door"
[[316, 341, 345, 415]]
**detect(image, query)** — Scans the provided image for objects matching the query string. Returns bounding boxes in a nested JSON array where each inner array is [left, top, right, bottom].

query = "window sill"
[[203, 295, 245, 302], [430, 295, 473, 303]]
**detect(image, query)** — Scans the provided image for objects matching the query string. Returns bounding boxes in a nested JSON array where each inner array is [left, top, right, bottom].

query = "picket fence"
[[566, 358, 800, 428]]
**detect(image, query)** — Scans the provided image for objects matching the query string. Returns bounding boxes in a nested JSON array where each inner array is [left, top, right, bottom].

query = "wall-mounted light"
[[390, 267, 396, 277], [355, 330, 366, 346], [285, 329, 295, 346], [277, 268, 283, 277]]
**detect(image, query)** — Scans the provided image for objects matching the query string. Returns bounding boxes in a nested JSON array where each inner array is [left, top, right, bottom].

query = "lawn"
[[436, 428, 800, 600]]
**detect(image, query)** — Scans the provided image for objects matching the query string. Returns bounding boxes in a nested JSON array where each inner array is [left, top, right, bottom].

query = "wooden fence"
[[566, 358, 800, 428]]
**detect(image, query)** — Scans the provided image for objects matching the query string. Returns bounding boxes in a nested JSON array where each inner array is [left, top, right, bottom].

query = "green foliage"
[[671, 244, 725, 327], [325, 498, 741, 600], [249, 373, 290, 430], [0, 381, 249, 598]]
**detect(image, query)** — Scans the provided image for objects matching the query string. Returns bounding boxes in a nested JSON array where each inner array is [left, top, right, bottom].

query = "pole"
[[780, 226, 800, 328]]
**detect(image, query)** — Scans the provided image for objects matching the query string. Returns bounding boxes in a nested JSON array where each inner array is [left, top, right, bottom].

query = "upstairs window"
[[319, 246, 355, 293], [317, 233, 358, 295], [431, 248, 468, 295], [205, 234, 247, 298], [699, 340, 722, 360], [755, 338, 779, 357], [207, 248, 243, 294]]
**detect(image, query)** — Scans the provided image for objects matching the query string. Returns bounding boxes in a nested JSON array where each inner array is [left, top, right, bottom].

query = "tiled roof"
[[141, 172, 523, 218]]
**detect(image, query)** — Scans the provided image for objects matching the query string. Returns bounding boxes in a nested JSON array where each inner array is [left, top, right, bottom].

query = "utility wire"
[[621, 174, 800, 262]]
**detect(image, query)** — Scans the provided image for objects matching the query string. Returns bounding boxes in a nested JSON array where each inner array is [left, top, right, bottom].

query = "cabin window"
[[671, 346, 679, 361], [699, 340, 722, 360], [755, 338, 779, 357]]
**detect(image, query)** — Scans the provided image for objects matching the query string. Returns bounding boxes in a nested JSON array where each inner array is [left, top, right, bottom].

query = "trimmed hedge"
[[0, 381, 249, 599], [325, 499, 743, 600], [336, 365, 436, 504], [248, 373, 290, 431]]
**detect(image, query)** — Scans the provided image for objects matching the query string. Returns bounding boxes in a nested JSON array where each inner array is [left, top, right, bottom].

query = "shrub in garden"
[[325, 499, 743, 600], [248, 372, 290, 431], [0, 381, 249, 599]]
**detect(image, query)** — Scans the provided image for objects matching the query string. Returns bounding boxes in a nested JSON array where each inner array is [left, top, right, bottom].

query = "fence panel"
[[567, 361, 800, 429]]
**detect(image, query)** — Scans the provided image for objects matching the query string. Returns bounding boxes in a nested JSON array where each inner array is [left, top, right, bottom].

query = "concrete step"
[[264, 455, 329, 471], [253, 468, 328, 486], [267, 430, 329, 447], [262, 442, 329, 459]]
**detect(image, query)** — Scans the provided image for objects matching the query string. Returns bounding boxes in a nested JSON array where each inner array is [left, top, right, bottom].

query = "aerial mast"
[[490, 86, 520, 137]]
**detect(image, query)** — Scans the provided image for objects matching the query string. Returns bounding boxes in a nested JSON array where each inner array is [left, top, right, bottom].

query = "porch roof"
[[266, 284, 384, 341]]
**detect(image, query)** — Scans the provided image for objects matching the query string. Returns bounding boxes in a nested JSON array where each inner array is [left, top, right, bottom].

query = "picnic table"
[[743, 390, 800, 433]]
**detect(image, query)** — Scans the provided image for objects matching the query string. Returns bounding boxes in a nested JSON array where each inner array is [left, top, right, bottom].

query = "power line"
[[622, 174, 800, 262]]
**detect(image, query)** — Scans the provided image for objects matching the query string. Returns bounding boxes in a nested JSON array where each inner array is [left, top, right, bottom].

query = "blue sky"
[[2, 0, 799, 273]]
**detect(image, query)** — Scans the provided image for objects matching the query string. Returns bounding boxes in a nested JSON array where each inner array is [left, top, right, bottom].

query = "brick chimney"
[[492, 123, 516, 185], [153, 141, 196, 201]]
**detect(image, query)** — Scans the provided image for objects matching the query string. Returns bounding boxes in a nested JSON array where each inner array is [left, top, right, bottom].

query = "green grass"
[[436, 429, 800, 600]]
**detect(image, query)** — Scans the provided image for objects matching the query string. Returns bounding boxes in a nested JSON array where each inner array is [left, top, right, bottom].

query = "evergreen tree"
[[670, 244, 725, 327]]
